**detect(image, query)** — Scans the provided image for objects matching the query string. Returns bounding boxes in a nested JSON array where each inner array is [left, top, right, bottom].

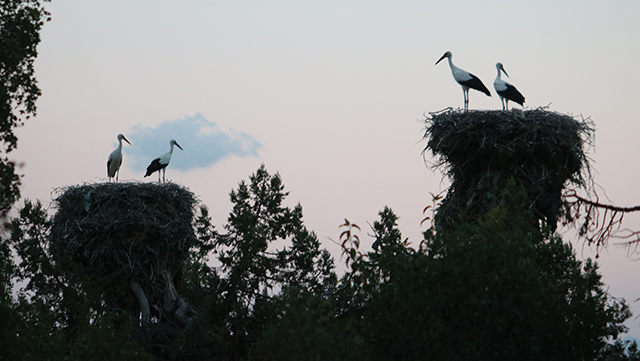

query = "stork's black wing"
[[498, 84, 525, 106], [144, 158, 166, 177], [460, 74, 491, 96]]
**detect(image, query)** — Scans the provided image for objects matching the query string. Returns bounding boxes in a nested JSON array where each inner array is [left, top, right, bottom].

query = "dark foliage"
[[2, 167, 634, 361], [0, 0, 50, 215], [326, 182, 630, 361], [597, 340, 640, 361], [1, 4, 49, 354], [168, 165, 337, 360], [5, 200, 153, 361]]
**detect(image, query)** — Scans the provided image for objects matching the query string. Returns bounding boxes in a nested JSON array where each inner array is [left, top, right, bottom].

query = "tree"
[[292, 180, 630, 361], [2, 165, 335, 360], [597, 340, 640, 361], [4, 200, 153, 361], [0, 0, 50, 214], [0, 234, 17, 361], [174, 164, 337, 360], [1, 170, 632, 360]]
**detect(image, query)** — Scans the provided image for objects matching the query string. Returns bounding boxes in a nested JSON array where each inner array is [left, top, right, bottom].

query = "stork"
[[144, 139, 183, 182], [494, 62, 525, 110], [107, 134, 131, 182], [435, 51, 491, 110]]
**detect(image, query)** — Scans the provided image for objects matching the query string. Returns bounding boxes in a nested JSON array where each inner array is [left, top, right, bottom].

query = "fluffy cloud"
[[124, 113, 261, 173]]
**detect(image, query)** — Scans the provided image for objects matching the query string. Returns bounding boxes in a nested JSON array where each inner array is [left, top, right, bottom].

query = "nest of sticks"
[[49, 182, 198, 312], [423, 107, 594, 229]]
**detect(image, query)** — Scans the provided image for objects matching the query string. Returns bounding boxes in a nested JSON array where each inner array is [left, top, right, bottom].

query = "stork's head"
[[496, 62, 509, 77], [117, 133, 131, 145], [170, 139, 183, 151], [435, 51, 452, 65]]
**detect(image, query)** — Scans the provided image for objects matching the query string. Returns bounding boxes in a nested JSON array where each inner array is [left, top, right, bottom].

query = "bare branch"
[[562, 189, 640, 253]]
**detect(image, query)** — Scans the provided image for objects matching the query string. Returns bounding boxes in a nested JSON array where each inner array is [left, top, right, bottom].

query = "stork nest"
[[423, 107, 594, 229], [49, 182, 198, 298]]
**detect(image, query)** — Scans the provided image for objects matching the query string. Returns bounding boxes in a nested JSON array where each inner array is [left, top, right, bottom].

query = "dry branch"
[[562, 189, 640, 252]]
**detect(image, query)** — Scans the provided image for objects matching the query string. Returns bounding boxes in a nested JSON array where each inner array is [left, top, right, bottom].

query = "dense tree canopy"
[[1, 1, 50, 359], [174, 165, 337, 360], [0, 0, 49, 214], [1, 166, 638, 361], [337, 181, 630, 360]]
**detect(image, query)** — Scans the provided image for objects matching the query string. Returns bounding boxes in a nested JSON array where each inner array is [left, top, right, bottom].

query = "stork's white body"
[[144, 139, 183, 182], [435, 51, 491, 110], [493, 62, 525, 110], [107, 134, 131, 182]]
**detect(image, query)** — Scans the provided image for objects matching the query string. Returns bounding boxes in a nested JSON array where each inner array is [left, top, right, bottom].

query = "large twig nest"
[[49, 182, 198, 306], [423, 108, 594, 229]]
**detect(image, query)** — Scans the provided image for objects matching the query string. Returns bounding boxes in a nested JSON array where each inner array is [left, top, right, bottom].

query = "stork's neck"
[[117, 139, 124, 151], [495, 67, 502, 80], [169, 144, 175, 155], [447, 57, 460, 75]]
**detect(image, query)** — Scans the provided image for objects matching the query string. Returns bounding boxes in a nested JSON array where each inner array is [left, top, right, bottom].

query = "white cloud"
[[125, 113, 261, 173]]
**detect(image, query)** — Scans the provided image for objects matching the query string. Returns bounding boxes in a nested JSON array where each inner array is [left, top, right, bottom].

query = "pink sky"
[[12, 0, 640, 340]]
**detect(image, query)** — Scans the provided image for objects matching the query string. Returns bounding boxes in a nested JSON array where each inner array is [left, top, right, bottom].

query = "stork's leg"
[[463, 89, 467, 110], [505, 99, 509, 111], [463, 89, 469, 111], [501, 98, 506, 110], [162, 168, 166, 183], [116, 170, 119, 182], [158, 171, 161, 183], [462, 88, 466, 110]]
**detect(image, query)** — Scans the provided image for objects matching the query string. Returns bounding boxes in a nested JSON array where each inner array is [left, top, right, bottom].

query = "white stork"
[[144, 139, 183, 182], [435, 51, 491, 110], [494, 62, 525, 110], [107, 134, 131, 182]]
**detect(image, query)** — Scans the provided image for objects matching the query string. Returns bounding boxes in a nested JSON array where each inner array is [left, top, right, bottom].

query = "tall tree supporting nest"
[[423, 108, 594, 230], [49, 182, 198, 344]]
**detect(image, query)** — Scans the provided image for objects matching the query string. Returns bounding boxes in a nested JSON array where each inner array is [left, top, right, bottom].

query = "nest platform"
[[49, 182, 198, 324], [423, 108, 593, 229]]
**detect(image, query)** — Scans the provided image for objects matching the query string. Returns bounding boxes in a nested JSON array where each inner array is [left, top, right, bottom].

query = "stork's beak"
[[501, 66, 509, 78], [123, 136, 131, 145], [435, 54, 447, 65], [175, 142, 183, 151]]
